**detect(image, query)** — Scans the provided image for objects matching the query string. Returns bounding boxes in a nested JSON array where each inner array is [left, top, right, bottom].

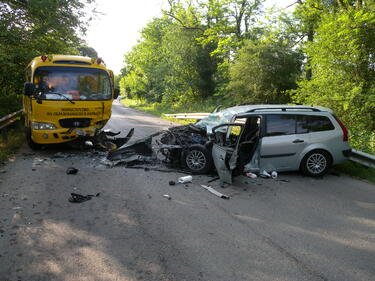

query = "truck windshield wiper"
[[50, 92, 75, 104]]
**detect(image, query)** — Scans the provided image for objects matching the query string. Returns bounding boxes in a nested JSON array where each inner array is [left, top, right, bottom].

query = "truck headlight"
[[32, 122, 57, 130]]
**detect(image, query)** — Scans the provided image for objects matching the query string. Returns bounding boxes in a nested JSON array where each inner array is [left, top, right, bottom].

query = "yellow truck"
[[23, 55, 120, 149]]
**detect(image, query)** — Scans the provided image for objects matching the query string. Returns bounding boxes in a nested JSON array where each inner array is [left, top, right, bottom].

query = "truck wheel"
[[301, 150, 332, 177], [182, 144, 213, 174], [25, 127, 42, 150]]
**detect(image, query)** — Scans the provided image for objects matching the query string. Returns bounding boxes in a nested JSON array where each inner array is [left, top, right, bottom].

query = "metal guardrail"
[[350, 149, 375, 169], [164, 112, 210, 119], [0, 110, 23, 130]]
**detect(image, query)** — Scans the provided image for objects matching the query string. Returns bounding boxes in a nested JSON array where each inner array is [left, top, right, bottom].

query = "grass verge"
[[0, 121, 25, 163], [334, 161, 375, 184]]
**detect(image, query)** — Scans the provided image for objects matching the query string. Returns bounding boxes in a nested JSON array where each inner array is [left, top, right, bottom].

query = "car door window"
[[212, 124, 244, 147], [296, 115, 309, 134], [265, 115, 296, 136]]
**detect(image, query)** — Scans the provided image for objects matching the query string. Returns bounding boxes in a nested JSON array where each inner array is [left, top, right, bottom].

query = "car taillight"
[[334, 115, 348, 142]]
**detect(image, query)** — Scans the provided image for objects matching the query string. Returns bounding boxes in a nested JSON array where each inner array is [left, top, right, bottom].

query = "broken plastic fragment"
[[178, 175, 192, 184], [201, 185, 230, 199], [68, 192, 100, 203], [260, 170, 271, 178], [85, 140, 93, 147], [245, 172, 257, 179], [163, 194, 172, 200]]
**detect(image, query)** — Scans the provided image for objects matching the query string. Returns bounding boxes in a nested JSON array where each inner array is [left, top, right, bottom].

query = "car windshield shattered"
[[195, 105, 254, 133], [33, 66, 112, 101]]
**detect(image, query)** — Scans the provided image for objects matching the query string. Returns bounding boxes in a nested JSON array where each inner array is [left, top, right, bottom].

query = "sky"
[[85, 0, 295, 74]]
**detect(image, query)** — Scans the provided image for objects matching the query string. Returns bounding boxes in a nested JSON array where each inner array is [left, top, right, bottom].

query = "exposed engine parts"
[[107, 124, 213, 174]]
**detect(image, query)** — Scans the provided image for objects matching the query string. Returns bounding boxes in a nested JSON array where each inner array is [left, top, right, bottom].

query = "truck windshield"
[[33, 66, 112, 101]]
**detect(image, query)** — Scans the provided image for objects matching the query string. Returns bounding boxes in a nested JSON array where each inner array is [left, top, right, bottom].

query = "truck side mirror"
[[24, 82, 35, 96], [114, 88, 120, 99]]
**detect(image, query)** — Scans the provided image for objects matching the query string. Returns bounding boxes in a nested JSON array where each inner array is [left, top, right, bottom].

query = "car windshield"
[[196, 106, 252, 133], [34, 66, 112, 101]]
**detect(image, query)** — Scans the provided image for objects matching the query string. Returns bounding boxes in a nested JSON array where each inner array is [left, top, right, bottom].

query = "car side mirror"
[[24, 82, 35, 96], [114, 88, 120, 99]]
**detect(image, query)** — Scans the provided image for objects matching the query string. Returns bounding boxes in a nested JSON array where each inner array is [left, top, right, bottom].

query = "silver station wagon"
[[194, 105, 351, 184], [108, 104, 351, 184]]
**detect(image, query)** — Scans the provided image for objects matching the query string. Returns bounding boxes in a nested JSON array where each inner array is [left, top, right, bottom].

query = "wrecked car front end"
[[106, 105, 259, 173], [108, 124, 214, 173]]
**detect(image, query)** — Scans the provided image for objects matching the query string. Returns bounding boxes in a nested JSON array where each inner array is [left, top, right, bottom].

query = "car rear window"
[[306, 115, 335, 132], [265, 114, 335, 136]]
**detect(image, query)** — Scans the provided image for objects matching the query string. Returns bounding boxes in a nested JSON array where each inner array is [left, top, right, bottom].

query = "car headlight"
[[32, 122, 57, 130]]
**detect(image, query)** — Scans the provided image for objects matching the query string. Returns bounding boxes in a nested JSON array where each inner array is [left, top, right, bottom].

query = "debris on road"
[[52, 152, 68, 159], [178, 175, 192, 184], [277, 179, 290, 183], [271, 171, 278, 179], [66, 167, 79, 175], [85, 140, 93, 147], [245, 172, 257, 179], [201, 185, 230, 199], [68, 192, 100, 203], [207, 177, 220, 183], [260, 170, 271, 178], [163, 194, 172, 200], [169, 181, 176, 186]]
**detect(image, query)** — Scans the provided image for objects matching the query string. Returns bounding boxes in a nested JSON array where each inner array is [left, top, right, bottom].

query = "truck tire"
[[25, 127, 42, 150]]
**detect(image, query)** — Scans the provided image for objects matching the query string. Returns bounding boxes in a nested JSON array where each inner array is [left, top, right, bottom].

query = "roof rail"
[[246, 107, 321, 112], [238, 102, 284, 106]]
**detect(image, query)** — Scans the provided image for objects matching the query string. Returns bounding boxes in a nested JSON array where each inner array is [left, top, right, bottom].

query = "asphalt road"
[[0, 100, 374, 281]]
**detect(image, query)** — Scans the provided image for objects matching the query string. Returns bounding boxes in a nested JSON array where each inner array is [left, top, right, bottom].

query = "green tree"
[[121, 17, 171, 102], [120, 16, 215, 103], [293, 1, 375, 153], [78, 45, 98, 58], [164, 0, 263, 95], [0, 0, 95, 116], [228, 39, 303, 104]]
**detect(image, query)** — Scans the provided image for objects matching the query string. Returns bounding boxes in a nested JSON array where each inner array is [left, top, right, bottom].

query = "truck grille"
[[59, 118, 91, 128]]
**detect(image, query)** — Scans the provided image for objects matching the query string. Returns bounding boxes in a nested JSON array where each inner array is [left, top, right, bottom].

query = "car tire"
[[182, 144, 213, 174], [25, 127, 42, 150], [301, 149, 332, 177]]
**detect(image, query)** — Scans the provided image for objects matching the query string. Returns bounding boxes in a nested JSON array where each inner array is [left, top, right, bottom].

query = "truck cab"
[[23, 55, 119, 149]]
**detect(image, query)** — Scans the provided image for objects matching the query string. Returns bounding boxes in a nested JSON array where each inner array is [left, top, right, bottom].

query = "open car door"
[[211, 123, 244, 185]]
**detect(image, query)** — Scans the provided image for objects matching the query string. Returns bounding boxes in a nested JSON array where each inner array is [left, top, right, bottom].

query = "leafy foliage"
[[120, 16, 216, 104], [0, 0, 95, 116], [293, 1, 375, 153], [78, 45, 99, 58], [228, 39, 303, 104]]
